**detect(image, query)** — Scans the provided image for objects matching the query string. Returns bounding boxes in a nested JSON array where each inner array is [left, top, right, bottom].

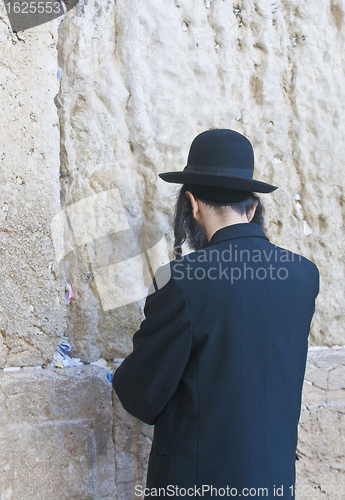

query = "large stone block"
[[113, 392, 153, 500], [0, 365, 116, 500], [0, 8, 66, 367], [296, 349, 345, 499]]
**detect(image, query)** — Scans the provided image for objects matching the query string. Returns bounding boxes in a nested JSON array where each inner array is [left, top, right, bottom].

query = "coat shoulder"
[[271, 243, 320, 297]]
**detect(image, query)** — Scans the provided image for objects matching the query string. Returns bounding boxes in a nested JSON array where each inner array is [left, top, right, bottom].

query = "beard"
[[173, 188, 209, 258], [183, 207, 209, 252]]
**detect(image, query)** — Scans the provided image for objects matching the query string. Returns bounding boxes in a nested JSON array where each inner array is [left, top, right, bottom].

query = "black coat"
[[113, 222, 319, 499]]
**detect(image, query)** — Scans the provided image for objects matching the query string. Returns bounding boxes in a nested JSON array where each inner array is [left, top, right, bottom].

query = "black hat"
[[158, 129, 278, 194]]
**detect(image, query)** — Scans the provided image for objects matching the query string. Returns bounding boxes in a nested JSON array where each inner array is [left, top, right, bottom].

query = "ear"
[[248, 199, 259, 222], [185, 191, 200, 220]]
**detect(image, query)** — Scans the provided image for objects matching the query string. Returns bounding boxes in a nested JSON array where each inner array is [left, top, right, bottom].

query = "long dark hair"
[[173, 184, 264, 259]]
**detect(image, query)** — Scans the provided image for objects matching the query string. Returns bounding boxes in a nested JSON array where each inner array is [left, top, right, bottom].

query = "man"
[[113, 129, 319, 499]]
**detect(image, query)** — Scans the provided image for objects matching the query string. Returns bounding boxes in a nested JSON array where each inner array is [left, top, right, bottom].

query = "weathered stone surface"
[[54, 0, 345, 361], [0, 11, 66, 367], [296, 349, 345, 499], [113, 392, 153, 500], [0, 365, 116, 500]]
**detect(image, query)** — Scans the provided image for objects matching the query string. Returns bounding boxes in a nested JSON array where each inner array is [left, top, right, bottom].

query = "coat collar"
[[206, 222, 269, 247]]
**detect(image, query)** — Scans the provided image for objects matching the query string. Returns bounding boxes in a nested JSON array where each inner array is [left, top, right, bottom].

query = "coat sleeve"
[[112, 266, 193, 425]]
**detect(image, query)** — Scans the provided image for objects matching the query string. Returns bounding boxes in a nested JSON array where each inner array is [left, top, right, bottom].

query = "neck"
[[203, 212, 249, 242]]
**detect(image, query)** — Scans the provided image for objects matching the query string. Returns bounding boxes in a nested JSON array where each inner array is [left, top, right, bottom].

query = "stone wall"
[[1, 0, 345, 498]]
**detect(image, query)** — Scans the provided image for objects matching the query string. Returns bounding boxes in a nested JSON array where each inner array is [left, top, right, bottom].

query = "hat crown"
[[185, 129, 254, 178], [158, 128, 278, 194]]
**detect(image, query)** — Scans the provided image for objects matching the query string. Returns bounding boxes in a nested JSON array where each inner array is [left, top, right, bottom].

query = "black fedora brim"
[[158, 171, 278, 194]]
